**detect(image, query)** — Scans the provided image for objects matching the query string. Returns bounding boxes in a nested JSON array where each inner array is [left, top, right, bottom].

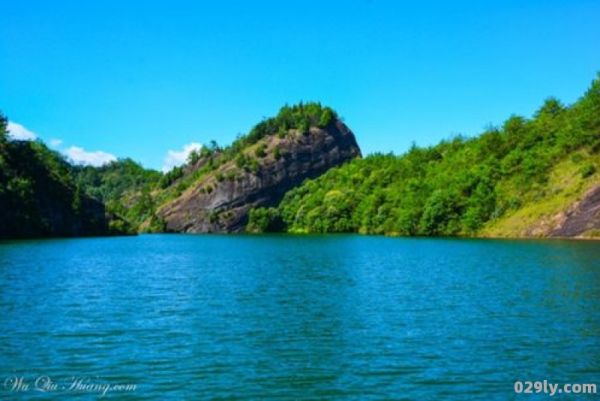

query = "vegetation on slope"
[[248, 75, 600, 236], [0, 103, 337, 236], [3, 78, 598, 239], [480, 149, 600, 237], [157, 102, 336, 192], [74, 159, 161, 203], [134, 102, 336, 208], [0, 113, 133, 238], [73, 160, 163, 232], [75, 102, 338, 232]]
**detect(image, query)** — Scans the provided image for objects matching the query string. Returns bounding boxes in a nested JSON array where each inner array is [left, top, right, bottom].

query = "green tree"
[[0, 112, 7, 143], [188, 149, 201, 164]]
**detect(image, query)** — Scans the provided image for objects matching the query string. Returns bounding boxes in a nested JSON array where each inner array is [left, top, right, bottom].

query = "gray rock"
[[158, 120, 361, 233]]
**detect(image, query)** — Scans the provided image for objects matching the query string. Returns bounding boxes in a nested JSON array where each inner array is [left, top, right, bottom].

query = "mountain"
[[0, 103, 360, 239], [248, 76, 600, 239], [156, 103, 361, 232], [0, 115, 132, 238], [2, 76, 599, 240]]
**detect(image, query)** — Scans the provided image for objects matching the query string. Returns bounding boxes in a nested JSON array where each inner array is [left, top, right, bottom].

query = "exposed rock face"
[[159, 120, 361, 233], [550, 184, 600, 238]]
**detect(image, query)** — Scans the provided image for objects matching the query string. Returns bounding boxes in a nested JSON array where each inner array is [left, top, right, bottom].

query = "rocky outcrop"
[[158, 120, 361, 233], [550, 184, 600, 238]]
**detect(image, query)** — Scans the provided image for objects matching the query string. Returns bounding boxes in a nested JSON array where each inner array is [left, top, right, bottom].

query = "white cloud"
[[49, 138, 63, 147], [5, 123, 115, 168], [162, 142, 202, 172], [63, 146, 117, 167], [7, 121, 37, 141]]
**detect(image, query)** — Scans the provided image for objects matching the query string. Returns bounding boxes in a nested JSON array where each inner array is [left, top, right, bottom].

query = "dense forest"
[[2, 77, 599, 239], [0, 103, 341, 237], [248, 76, 600, 237], [73, 159, 163, 232], [0, 114, 131, 238], [114, 102, 340, 231]]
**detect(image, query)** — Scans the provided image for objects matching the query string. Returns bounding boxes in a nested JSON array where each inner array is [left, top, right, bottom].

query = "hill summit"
[[157, 103, 361, 232]]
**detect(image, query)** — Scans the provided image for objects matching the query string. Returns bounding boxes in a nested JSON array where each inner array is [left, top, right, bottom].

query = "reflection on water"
[[0, 235, 599, 399]]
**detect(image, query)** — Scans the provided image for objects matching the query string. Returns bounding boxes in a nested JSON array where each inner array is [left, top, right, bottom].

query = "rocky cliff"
[[158, 119, 361, 233], [550, 184, 600, 238]]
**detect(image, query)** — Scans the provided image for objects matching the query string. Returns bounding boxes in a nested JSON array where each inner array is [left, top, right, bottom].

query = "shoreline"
[[2, 231, 599, 243]]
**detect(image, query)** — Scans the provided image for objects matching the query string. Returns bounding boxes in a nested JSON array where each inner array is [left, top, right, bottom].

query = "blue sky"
[[1, 0, 599, 171]]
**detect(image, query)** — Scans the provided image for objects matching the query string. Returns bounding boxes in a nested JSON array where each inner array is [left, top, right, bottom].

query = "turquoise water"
[[0, 234, 598, 400]]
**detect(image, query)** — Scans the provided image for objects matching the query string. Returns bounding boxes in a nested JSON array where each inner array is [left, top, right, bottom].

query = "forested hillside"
[[3, 76, 599, 239], [0, 114, 131, 238], [0, 103, 351, 237], [155, 103, 360, 233], [248, 76, 600, 238], [73, 160, 163, 232], [81, 102, 350, 233]]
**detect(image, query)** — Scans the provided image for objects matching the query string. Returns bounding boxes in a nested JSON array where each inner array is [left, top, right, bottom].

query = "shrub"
[[580, 163, 597, 178], [247, 207, 284, 232], [255, 143, 267, 158]]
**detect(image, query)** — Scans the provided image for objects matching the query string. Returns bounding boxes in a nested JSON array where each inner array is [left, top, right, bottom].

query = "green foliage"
[[255, 143, 267, 158], [74, 158, 161, 202], [580, 163, 597, 178], [0, 116, 133, 238], [159, 166, 184, 189], [318, 107, 334, 128], [248, 158, 260, 174], [277, 125, 287, 139], [271, 75, 600, 236], [198, 141, 221, 158], [187, 149, 201, 164], [1, 101, 342, 237], [0, 112, 7, 143], [72, 184, 83, 215], [73, 158, 163, 231], [247, 207, 284, 232], [145, 214, 167, 233], [152, 103, 340, 207], [235, 153, 249, 168], [108, 217, 136, 235], [229, 102, 337, 151]]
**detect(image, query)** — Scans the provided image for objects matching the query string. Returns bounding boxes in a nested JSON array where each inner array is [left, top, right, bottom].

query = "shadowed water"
[[0, 234, 599, 400]]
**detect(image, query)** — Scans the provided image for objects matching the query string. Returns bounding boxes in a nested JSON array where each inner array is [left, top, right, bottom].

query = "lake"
[[0, 234, 599, 400]]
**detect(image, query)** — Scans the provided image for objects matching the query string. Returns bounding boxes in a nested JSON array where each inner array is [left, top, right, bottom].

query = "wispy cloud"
[[7, 121, 37, 141], [5, 122, 116, 168], [63, 146, 117, 167], [49, 138, 63, 147], [162, 142, 202, 172]]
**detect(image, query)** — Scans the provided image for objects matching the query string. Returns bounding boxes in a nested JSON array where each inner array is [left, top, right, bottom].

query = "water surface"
[[0, 235, 599, 399]]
